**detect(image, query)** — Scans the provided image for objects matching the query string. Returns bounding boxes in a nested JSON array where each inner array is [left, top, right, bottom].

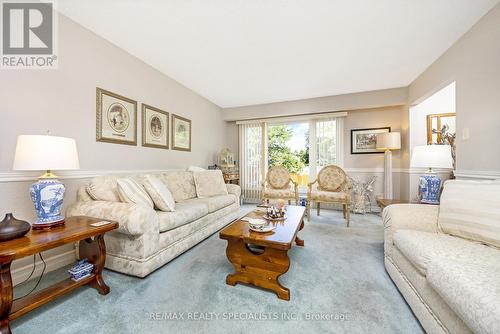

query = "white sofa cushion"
[[116, 178, 154, 208], [427, 258, 500, 334], [143, 175, 175, 212], [193, 170, 228, 198], [201, 194, 236, 213], [393, 229, 500, 276], [159, 171, 197, 202], [157, 199, 208, 232], [186, 166, 205, 172], [439, 180, 500, 248]]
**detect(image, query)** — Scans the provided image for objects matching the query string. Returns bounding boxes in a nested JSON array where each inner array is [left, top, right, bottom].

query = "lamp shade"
[[13, 135, 80, 171], [410, 145, 453, 169], [376, 132, 401, 150]]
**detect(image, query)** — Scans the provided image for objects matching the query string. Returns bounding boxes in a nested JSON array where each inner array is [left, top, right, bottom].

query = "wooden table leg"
[[225, 239, 291, 300], [295, 219, 305, 247], [0, 261, 13, 334], [79, 235, 110, 295]]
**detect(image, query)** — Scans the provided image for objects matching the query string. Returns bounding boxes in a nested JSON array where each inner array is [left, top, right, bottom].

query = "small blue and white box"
[[68, 259, 94, 281]]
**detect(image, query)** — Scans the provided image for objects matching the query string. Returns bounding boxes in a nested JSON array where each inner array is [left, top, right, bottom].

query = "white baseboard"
[[12, 248, 77, 286]]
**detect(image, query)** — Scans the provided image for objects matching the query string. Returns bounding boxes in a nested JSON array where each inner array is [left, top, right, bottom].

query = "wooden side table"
[[223, 171, 239, 185], [0, 216, 118, 334]]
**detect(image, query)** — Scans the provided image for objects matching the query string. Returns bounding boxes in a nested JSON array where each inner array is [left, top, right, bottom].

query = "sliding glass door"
[[238, 115, 344, 202], [268, 122, 309, 192]]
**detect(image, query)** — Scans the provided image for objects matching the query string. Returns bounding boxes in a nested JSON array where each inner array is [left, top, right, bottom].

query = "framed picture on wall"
[[96, 88, 137, 145], [142, 104, 169, 149], [171, 114, 192, 151], [351, 127, 391, 154], [426, 112, 456, 144]]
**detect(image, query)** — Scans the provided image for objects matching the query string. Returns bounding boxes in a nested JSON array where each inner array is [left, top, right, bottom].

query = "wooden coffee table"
[[0, 216, 118, 334], [219, 205, 306, 301]]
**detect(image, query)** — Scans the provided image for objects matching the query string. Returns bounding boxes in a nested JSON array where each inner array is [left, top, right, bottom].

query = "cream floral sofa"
[[383, 180, 500, 334], [67, 171, 240, 278]]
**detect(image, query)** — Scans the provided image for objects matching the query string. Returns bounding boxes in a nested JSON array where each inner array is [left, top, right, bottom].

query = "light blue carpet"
[[12, 207, 422, 334]]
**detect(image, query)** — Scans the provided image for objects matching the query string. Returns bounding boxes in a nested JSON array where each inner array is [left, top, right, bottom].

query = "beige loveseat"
[[67, 171, 240, 278], [383, 180, 500, 334]]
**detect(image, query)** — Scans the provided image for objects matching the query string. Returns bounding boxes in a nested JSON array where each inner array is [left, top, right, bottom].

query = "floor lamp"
[[376, 132, 401, 200]]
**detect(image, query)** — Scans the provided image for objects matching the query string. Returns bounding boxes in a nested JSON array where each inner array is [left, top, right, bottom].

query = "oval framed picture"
[[141, 104, 169, 149], [96, 87, 137, 145]]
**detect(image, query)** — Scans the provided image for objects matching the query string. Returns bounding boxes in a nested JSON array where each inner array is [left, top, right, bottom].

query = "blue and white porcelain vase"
[[418, 173, 442, 204], [29, 176, 65, 226]]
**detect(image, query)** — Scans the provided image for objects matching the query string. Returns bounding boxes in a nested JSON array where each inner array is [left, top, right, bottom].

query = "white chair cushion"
[[157, 199, 208, 232], [427, 258, 500, 334], [116, 178, 154, 208], [193, 170, 228, 198], [309, 190, 346, 201], [393, 229, 500, 276], [143, 175, 175, 212], [262, 188, 294, 198], [439, 180, 500, 248]]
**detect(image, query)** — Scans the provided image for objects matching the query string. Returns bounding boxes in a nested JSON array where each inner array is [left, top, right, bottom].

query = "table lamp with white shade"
[[376, 132, 401, 199], [13, 135, 80, 229], [410, 145, 453, 204]]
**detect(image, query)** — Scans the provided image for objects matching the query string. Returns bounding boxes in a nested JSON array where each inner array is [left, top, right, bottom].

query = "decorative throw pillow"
[[143, 175, 175, 212], [86, 176, 121, 202], [193, 170, 228, 198], [116, 178, 154, 208], [438, 180, 500, 248]]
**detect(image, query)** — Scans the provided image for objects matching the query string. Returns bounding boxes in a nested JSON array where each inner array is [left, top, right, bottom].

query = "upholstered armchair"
[[262, 166, 299, 205], [307, 165, 352, 226]]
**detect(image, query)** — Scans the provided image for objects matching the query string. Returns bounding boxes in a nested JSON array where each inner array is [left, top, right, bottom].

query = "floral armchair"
[[262, 166, 299, 205], [307, 165, 352, 226]]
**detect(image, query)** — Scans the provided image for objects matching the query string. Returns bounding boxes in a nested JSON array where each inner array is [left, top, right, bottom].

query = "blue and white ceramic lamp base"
[[29, 175, 66, 229], [418, 174, 442, 204]]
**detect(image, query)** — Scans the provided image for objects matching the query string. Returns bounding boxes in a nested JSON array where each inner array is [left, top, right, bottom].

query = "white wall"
[[0, 14, 226, 283], [408, 3, 500, 178], [409, 82, 456, 149]]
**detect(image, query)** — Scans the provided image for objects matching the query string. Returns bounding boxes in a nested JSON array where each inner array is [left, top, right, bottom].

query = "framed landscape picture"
[[351, 127, 390, 154], [142, 104, 169, 149], [96, 88, 137, 145], [171, 114, 191, 151]]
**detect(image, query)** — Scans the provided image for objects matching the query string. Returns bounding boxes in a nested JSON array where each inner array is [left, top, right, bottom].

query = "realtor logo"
[[1, 0, 58, 69]]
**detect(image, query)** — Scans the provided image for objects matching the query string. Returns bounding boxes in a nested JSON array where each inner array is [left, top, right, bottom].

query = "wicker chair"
[[262, 166, 299, 205], [307, 165, 352, 226]]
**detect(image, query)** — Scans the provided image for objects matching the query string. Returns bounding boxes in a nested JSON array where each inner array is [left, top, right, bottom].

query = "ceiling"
[[58, 0, 499, 108]]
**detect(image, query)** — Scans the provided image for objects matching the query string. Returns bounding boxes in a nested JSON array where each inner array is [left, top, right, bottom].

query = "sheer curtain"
[[239, 123, 267, 202]]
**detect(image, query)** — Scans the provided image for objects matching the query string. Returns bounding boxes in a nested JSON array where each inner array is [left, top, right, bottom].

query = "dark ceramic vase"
[[0, 213, 31, 241]]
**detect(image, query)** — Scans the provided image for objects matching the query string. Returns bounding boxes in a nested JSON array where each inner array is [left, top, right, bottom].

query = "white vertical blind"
[[239, 123, 265, 202], [310, 117, 344, 179]]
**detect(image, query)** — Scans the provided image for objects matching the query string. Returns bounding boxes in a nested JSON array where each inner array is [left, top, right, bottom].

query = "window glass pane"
[[267, 123, 309, 189]]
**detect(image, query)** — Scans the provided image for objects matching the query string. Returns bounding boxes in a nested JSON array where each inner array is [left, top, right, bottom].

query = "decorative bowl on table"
[[248, 218, 275, 233]]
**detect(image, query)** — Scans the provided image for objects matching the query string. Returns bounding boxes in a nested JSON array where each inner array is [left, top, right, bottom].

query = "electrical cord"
[[14, 254, 37, 287], [14, 253, 47, 301]]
